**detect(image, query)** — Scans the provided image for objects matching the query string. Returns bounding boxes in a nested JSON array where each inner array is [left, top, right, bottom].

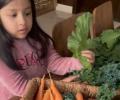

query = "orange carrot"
[[48, 70, 63, 100], [43, 89, 50, 100], [35, 75, 45, 100], [75, 92, 84, 100], [50, 79, 63, 100], [49, 89, 54, 100]]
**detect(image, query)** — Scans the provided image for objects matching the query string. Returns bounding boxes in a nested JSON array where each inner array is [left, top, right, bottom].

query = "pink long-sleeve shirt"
[[0, 39, 82, 100]]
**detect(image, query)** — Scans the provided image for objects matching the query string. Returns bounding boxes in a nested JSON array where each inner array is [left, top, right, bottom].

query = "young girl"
[[0, 0, 94, 99]]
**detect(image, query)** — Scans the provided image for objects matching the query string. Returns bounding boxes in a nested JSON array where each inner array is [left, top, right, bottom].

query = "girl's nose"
[[18, 14, 26, 26]]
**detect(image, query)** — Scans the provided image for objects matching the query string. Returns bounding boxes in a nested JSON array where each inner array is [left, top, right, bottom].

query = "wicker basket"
[[34, 0, 57, 16]]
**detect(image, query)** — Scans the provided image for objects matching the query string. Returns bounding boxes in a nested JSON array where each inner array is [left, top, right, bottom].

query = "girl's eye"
[[25, 11, 32, 16], [11, 13, 17, 17]]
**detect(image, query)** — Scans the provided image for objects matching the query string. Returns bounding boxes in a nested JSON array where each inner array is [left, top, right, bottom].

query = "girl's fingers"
[[81, 53, 94, 61], [81, 50, 95, 64], [81, 50, 95, 57], [82, 54, 95, 64], [81, 53, 93, 59], [62, 75, 80, 82], [87, 58, 95, 64], [81, 50, 93, 53]]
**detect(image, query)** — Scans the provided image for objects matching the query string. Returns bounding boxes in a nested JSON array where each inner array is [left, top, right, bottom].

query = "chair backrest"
[[52, 1, 114, 56], [91, 1, 114, 38], [52, 14, 81, 57]]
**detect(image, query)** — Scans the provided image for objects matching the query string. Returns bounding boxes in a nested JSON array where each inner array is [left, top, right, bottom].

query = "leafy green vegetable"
[[95, 63, 120, 88], [63, 92, 75, 100], [67, 12, 94, 69], [94, 29, 120, 68], [79, 63, 120, 100], [96, 84, 116, 100], [67, 12, 120, 100], [100, 29, 120, 49], [78, 68, 94, 83]]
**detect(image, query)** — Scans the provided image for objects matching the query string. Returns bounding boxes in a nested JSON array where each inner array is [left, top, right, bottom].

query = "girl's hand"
[[61, 75, 79, 82], [81, 50, 95, 64]]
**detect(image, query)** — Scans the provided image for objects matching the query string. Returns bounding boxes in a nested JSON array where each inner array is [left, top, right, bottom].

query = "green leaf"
[[68, 12, 93, 52], [101, 29, 120, 49], [96, 84, 116, 100], [67, 12, 93, 69], [67, 31, 81, 54]]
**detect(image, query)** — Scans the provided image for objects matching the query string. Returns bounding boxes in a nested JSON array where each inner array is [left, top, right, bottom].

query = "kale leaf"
[[67, 12, 94, 69]]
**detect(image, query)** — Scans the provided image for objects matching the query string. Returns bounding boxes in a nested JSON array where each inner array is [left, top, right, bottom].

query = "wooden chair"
[[52, 14, 81, 57], [52, 1, 114, 56], [91, 1, 114, 37]]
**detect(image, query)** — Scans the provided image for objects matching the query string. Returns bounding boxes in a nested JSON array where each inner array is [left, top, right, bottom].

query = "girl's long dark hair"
[[0, 0, 53, 70]]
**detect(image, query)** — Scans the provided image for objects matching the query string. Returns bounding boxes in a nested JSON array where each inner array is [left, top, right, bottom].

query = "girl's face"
[[0, 0, 32, 39]]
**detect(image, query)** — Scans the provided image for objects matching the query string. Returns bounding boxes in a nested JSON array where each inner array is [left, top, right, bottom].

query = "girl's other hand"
[[81, 50, 95, 64], [61, 75, 79, 82]]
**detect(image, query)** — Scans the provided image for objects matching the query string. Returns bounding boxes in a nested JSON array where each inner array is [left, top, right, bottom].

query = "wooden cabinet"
[[57, 0, 108, 13], [74, 0, 108, 13], [57, 0, 75, 6], [112, 0, 120, 21], [34, 0, 56, 16], [57, 0, 77, 13], [57, 0, 120, 21]]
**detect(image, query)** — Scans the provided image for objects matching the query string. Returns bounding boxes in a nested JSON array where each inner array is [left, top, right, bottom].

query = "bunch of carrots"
[[35, 73, 84, 100]]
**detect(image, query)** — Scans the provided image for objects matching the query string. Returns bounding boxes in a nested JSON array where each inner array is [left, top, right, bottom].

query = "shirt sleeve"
[[0, 59, 28, 96], [47, 45, 83, 75]]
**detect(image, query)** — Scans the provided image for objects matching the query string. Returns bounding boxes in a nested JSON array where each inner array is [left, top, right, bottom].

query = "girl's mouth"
[[18, 28, 28, 33]]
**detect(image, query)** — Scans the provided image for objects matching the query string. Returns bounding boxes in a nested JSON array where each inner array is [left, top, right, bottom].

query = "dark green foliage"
[[78, 63, 120, 87], [67, 12, 120, 100], [95, 63, 120, 88], [79, 68, 94, 83], [63, 92, 75, 100], [96, 84, 116, 100], [78, 63, 120, 100], [94, 38, 120, 68], [75, 28, 120, 99]]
